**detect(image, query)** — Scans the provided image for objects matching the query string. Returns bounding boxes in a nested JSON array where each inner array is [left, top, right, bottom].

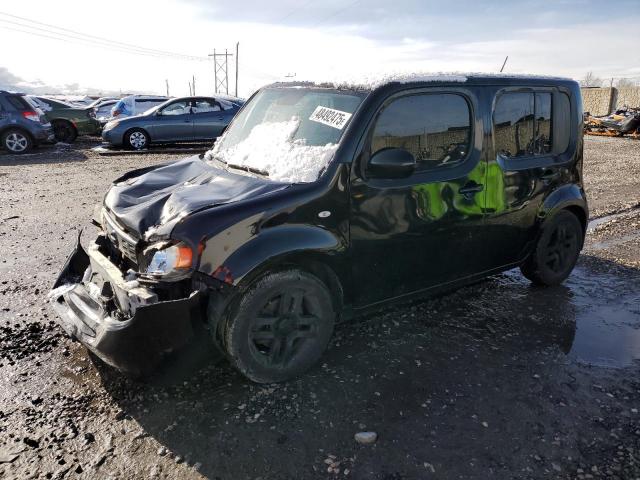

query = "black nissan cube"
[[51, 73, 588, 383]]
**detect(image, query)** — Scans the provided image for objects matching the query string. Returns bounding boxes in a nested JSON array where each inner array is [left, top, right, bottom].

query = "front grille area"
[[103, 211, 139, 266]]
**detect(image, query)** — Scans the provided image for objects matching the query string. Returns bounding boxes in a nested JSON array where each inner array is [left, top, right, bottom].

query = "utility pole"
[[165, 79, 169, 97], [208, 48, 234, 95], [188, 82, 192, 96], [500, 56, 509, 73], [192, 75, 196, 95], [235, 42, 239, 97]]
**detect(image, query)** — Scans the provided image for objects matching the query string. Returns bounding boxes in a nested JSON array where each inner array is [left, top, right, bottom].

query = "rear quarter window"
[[6, 96, 29, 111], [494, 89, 571, 159]]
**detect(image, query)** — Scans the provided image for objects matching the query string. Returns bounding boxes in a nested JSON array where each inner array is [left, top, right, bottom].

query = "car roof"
[[266, 72, 578, 92]]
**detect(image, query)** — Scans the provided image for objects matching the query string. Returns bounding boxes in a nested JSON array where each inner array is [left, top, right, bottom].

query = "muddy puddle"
[[499, 263, 640, 368], [569, 301, 640, 367]]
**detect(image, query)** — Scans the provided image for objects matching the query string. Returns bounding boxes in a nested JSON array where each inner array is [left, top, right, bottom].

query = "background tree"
[[581, 72, 603, 87], [615, 78, 636, 88]]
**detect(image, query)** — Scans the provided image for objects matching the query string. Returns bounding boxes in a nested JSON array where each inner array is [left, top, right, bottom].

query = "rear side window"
[[494, 91, 553, 158], [6, 96, 28, 111], [371, 93, 472, 172], [193, 99, 222, 113]]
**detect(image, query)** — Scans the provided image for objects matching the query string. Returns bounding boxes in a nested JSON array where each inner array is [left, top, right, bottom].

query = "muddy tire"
[[2, 128, 33, 154], [52, 120, 78, 143], [124, 128, 149, 150], [520, 210, 583, 286], [223, 270, 335, 383]]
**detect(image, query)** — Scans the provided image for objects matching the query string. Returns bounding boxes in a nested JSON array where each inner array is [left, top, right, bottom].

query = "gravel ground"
[[0, 136, 639, 479]]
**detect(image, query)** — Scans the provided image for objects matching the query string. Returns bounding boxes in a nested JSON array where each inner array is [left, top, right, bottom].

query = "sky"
[[0, 0, 639, 98]]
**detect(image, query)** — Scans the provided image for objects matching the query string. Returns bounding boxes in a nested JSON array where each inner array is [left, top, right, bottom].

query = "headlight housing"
[[144, 242, 194, 278], [103, 120, 119, 131]]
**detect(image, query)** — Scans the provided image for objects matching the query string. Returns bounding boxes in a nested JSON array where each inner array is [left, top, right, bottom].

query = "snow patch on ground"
[[210, 118, 337, 183]]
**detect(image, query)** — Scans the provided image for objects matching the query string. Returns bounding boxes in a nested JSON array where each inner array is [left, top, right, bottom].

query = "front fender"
[[198, 224, 344, 286]]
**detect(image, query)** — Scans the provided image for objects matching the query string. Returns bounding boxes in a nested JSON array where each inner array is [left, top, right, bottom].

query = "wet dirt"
[[0, 136, 639, 479]]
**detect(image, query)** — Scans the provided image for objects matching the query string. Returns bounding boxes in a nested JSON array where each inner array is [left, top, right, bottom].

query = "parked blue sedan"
[[101, 96, 243, 150]]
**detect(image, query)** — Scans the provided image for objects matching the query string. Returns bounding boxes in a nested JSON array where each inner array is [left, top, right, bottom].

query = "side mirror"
[[155, 110, 162, 116], [368, 148, 416, 179]]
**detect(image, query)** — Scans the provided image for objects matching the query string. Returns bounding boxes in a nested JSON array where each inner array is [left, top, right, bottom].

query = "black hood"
[[104, 155, 288, 238]]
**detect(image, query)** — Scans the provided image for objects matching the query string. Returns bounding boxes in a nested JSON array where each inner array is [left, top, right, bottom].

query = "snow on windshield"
[[209, 117, 338, 183]]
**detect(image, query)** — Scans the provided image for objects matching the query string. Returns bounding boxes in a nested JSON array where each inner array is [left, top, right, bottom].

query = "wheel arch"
[[51, 118, 77, 133], [0, 125, 34, 141], [237, 253, 345, 317], [199, 224, 348, 320], [538, 183, 588, 236], [123, 126, 151, 146]]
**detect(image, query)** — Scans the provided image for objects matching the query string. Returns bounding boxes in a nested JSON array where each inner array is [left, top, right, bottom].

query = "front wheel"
[[124, 129, 149, 150], [223, 270, 335, 383], [520, 210, 583, 286]]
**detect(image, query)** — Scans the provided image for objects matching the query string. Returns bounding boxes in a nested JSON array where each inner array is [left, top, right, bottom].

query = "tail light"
[[22, 110, 39, 122]]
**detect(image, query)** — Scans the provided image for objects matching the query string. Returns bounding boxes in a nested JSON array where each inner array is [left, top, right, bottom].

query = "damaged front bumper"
[[50, 236, 204, 375]]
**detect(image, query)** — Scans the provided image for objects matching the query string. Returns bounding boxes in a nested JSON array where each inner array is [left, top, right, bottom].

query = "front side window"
[[494, 91, 553, 158], [371, 93, 472, 172], [160, 101, 191, 116]]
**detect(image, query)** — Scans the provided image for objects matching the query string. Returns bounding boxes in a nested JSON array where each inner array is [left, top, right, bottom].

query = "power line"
[[274, 0, 315, 23], [311, 0, 363, 28], [0, 11, 208, 61]]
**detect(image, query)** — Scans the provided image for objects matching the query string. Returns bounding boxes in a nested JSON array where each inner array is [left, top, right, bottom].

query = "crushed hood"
[[103, 155, 287, 238]]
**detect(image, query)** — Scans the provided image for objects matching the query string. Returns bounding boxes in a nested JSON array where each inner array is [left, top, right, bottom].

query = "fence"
[[581, 87, 640, 116]]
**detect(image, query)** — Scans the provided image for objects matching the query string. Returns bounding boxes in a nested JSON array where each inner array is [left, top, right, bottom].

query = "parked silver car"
[[101, 96, 243, 149]]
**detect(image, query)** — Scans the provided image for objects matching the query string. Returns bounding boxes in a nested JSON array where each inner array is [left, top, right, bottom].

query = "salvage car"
[[101, 96, 243, 149], [0, 90, 54, 154], [51, 74, 588, 383], [94, 100, 118, 127], [28, 96, 101, 142]]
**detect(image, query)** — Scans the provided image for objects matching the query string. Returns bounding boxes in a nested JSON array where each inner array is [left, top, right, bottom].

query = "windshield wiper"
[[226, 163, 270, 177], [206, 153, 269, 177]]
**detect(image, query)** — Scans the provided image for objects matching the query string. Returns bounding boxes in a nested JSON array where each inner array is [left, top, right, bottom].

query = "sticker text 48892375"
[[309, 106, 353, 130]]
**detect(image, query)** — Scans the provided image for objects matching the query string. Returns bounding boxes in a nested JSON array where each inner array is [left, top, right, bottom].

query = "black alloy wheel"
[[520, 210, 583, 286], [222, 270, 335, 383]]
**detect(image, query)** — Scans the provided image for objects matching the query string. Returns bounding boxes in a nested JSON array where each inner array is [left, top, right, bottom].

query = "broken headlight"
[[145, 242, 194, 277], [103, 120, 120, 132]]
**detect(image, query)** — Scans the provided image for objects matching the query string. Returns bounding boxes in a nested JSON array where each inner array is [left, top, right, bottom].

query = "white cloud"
[[0, 0, 637, 98]]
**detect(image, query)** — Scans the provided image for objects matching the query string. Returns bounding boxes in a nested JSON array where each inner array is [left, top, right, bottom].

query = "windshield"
[[206, 88, 365, 183]]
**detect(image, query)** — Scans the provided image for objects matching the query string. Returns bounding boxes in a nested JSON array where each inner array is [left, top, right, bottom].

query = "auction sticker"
[[309, 106, 352, 130]]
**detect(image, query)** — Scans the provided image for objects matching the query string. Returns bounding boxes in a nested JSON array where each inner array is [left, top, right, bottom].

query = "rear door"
[[192, 98, 232, 140], [349, 88, 489, 307], [150, 100, 194, 141], [483, 88, 572, 267]]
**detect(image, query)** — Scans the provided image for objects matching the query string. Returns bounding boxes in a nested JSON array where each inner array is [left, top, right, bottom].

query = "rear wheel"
[[520, 210, 583, 286], [52, 120, 78, 143], [124, 129, 149, 150], [2, 129, 33, 154], [223, 270, 335, 383]]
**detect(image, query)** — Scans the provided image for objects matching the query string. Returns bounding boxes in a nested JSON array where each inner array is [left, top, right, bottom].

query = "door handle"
[[184, 120, 191, 123], [459, 182, 484, 199]]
